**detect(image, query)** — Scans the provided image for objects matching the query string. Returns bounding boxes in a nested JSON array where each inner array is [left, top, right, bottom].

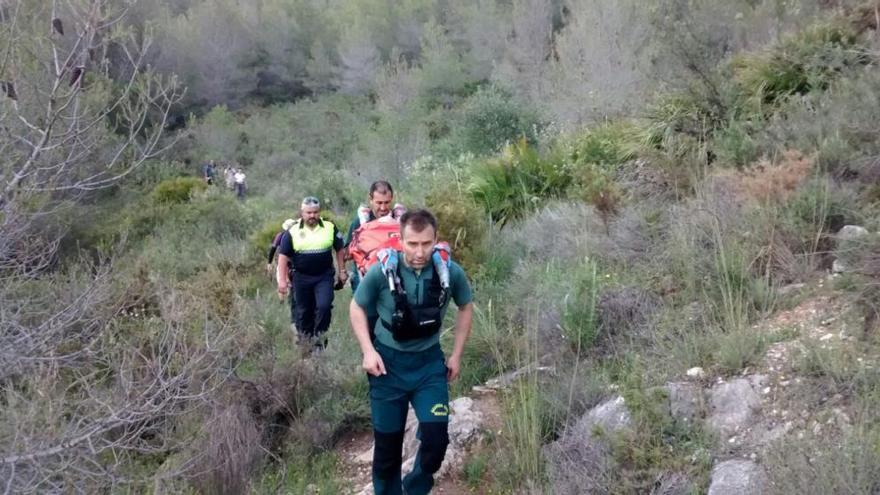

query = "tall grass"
[[561, 259, 601, 352], [499, 318, 548, 488]]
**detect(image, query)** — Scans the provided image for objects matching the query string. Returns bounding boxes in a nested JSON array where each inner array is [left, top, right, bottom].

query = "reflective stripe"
[[289, 220, 335, 252]]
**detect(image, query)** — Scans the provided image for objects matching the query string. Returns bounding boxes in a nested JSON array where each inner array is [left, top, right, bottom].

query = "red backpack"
[[349, 215, 403, 276]]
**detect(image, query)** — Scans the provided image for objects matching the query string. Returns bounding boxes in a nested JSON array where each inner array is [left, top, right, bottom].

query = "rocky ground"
[[334, 276, 876, 494]]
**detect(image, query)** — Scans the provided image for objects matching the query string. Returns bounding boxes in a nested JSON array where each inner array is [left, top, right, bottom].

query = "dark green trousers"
[[368, 343, 450, 495]]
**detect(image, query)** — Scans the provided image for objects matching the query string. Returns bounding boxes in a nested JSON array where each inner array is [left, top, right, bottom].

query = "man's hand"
[[276, 282, 288, 302], [362, 349, 387, 377], [266, 263, 274, 278], [446, 354, 462, 382]]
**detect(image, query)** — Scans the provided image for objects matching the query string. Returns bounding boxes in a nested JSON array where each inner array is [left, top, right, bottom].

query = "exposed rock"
[[472, 365, 556, 392], [686, 366, 706, 379], [544, 396, 632, 495], [707, 378, 761, 440], [664, 382, 703, 424], [585, 396, 631, 433], [832, 258, 849, 274], [837, 225, 869, 241], [707, 460, 768, 495]]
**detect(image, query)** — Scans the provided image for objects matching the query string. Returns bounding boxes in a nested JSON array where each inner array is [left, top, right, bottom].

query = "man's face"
[[401, 224, 436, 269], [301, 205, 320, 226], [369, 190, 393, 218]]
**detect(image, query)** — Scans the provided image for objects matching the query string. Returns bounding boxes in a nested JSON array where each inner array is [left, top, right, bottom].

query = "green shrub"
[[714, 327, 768, 375], [733, 21, 869, 109], [127, 160, 189, 190], [443, 85, 541, 157], [645, 90, 727, 146], [603, 360, 713, 493], [566, 121, 648, 170], [250, 217, 290, 257], [150, 177, 208, 204], [571, 163, 623, 234], [713, 118, 762, 167], [462, 452, 490, 488], [469, 139, 571, 226], [425, 181, 487, 274], [779, 177, 859, 255]]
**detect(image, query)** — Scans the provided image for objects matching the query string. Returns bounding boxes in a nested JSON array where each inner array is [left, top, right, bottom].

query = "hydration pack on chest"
[[381, 262, 449, 342]]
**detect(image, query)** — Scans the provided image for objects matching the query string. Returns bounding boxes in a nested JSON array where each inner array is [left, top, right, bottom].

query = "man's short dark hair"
[[369, 180, 394, 197], [400, 209, 437, 237]]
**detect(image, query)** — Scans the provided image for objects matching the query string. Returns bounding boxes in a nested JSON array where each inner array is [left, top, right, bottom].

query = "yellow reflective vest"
[[289, 219, 335, 254]]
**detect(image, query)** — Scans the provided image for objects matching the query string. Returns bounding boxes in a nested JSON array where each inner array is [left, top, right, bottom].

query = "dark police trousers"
[[368, 342, 450, 495], [292, 269, 334, 343]]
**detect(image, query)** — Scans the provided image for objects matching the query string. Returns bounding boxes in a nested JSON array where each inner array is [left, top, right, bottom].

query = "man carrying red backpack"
[[345, 180, 395, 292]]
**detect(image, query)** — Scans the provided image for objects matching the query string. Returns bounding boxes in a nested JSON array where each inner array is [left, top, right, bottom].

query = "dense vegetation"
[[3, 0, 880, 493]]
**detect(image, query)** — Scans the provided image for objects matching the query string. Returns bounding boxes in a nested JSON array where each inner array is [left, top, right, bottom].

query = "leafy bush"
[[425, 181, 488, 274], [151, 177, 208, 204], [713, 118, 762, 167], [571, 163, 623, 234], [469, 139, 571, 226], [566, 121, 648, 170], [251, 218, 289, 257], [442, 85, 541, 157]]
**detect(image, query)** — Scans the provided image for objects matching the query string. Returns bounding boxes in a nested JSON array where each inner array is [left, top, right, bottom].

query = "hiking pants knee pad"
[[418, 422, 449, 473], [373, 430, 405, 480]]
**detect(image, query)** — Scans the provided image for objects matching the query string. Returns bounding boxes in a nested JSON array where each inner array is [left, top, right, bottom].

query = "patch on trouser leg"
[[429, 403, 449, 417], [417, 422, 449, 473], [373, 430, 405, 479]]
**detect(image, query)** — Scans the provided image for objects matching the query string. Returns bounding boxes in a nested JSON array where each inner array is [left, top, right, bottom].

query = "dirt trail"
[[337, 391, 503, 494]]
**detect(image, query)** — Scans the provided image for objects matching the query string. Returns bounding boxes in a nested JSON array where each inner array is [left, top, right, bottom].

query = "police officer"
[[349, 209, 473, 495], [277, 196, 347, 347]]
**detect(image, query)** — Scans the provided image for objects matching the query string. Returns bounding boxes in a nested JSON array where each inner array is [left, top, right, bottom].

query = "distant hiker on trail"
[[233, 168, 247, 200], [350, 209, 473, 495], [276, 197, 347, 350], [345, 180, 395, 292], [269, 218, 298, 328], [203, 159, 216, 185], [224, 165, 235, 190]]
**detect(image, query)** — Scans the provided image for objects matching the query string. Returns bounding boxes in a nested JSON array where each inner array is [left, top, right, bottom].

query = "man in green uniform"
[[350, 209, 473, 495]]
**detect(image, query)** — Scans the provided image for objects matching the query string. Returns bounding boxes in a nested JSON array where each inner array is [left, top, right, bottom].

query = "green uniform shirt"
[[354, 257, 473, 352]]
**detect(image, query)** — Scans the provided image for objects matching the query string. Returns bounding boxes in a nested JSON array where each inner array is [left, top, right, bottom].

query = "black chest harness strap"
[[380, 264, 449, 342]]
